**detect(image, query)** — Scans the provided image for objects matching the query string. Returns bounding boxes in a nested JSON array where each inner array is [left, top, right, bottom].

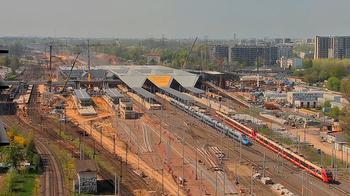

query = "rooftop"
[[76, 160, 98, 173]]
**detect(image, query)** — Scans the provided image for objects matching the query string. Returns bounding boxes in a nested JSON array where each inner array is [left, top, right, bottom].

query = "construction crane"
[[60, 53, 80, 94], [181, 36, 198, 69]]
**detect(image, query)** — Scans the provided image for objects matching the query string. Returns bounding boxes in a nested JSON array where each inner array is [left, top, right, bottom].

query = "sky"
[[0, 0, 350, 39]]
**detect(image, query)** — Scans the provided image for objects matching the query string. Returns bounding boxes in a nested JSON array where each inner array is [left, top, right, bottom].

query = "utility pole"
[[250, 166, 254, 195], [195, 147, 198, 180], [239, 139, 242, 164], [263, 150, 266, 177], [301, 171, 304, 196], [48, 44, 52, 92], [114, 168, 117, 195], [113, 135, 116, 155], [215, 172, 218, 196], [161, 167, 164, 194]]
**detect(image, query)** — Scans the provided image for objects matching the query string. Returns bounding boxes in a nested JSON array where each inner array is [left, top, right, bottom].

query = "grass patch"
[[0, 171, 40, 195]]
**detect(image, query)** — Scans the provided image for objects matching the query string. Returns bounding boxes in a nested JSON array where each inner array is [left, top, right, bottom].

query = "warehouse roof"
[[132, 87, 155, 99], [74, 89, 91, 101], [105, 88, 123, 99]]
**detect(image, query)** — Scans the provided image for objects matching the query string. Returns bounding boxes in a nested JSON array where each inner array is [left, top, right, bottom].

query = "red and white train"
[[216, 111, 333, 183]]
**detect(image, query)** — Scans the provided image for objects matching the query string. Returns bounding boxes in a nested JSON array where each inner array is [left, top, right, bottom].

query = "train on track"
[[170, 98, 250, 145], [215, 111, 333, 183]]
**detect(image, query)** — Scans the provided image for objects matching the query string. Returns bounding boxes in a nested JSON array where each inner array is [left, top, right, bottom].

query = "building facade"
[[315, 36, 350, 59], [230, 45, 278, 66], [209, 45, 229, 62], [287, 91, 324, 108], [277, 44, 293, 59]]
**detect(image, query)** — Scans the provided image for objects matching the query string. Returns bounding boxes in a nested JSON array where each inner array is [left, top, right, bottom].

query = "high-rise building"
[[277, 44, 293, 59], [209, 45, 229, 61], [315, 36, 350, 59], [230, 45, 278, 66], [315, 36, 330, 59]]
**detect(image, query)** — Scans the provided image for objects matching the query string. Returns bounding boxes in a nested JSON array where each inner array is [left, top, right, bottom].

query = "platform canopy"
[[105, 88, 123, 99], [132, 87, 155, 99], [98, 65, 199, 89], [161, 88, 193, 102], [185, 87, 204, 94], [74, 89, 91, 101]]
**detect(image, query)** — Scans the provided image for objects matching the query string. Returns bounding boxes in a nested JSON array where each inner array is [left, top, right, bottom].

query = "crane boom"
[[182, 36, 198, 69], [61, 53, 80, 93]]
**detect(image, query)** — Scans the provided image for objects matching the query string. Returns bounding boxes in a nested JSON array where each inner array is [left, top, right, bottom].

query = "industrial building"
[[287, 91, 323, 108], [230, 45, 278, 66], [59, 65, 203, 104]]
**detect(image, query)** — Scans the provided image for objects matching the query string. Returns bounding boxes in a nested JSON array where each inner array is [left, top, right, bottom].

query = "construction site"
[[1, 43, 350, 196]]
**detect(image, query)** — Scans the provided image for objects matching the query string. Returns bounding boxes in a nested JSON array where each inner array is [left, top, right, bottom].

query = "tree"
[[329, 106, 341, 120], [327, 76, 341, 91], [340, 76, 350, 99], [5, 142, 23, 168], [323, 100, 331, 108]]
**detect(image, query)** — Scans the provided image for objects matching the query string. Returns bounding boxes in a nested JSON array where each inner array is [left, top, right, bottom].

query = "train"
[[215, 111, 333, 183], [170, 99, 250, 145]]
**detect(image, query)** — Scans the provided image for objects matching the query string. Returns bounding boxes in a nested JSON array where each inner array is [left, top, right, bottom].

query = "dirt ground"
[[289, 128, 350, 164]]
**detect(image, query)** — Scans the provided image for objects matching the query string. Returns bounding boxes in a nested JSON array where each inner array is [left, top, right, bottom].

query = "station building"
[[59, 65, 204, 105]]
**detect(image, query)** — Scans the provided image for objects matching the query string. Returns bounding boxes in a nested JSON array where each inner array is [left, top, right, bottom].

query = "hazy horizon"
[[1, 0, 350, 39]]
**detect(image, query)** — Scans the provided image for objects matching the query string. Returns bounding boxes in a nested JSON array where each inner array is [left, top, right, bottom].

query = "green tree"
[[329, 106, 341, 120], [327, 76, 341, 91], [340, 76, 350, 99], [5, 142, 23, 168], [323, 100, 331, 108]]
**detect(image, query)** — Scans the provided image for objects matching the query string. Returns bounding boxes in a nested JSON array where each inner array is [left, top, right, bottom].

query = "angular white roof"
[[98, 65, 199, 88]]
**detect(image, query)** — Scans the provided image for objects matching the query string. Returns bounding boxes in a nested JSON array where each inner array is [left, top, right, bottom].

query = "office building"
[[230, 45, 278, 66]]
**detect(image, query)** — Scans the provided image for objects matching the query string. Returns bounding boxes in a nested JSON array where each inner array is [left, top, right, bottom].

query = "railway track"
[[152, 95, 350, 195], [25, 85, 155, 195]]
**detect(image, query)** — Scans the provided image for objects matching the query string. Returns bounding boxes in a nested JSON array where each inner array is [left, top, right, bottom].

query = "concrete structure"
[[0, 122, 9, 146], [277, 44, 293, 59], [318, 93, 349, 109], [315, 36, 350, 59], [74, 89, 92, 106], [119, 97, 136, 119], [230, 45, 278, 66], [209, 44, 229, 62], [299, 51, 314, 59], [264, 91, 287, 101], [75, 160, 98, 194], [146, 53, 161, 64], [279, 57, 303, 69], [104, 88, 123, 104], [287, 91, 323, 108]]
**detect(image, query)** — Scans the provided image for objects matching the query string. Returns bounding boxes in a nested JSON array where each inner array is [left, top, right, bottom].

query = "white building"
[[75, 160, 98, 194], [287, 91, 323, 108], [279, 57, 303, 69]]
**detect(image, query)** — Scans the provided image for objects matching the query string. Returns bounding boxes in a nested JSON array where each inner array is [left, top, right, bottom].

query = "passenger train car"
[[216, 111, 333, 183], [170, 99, 250, 145]]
